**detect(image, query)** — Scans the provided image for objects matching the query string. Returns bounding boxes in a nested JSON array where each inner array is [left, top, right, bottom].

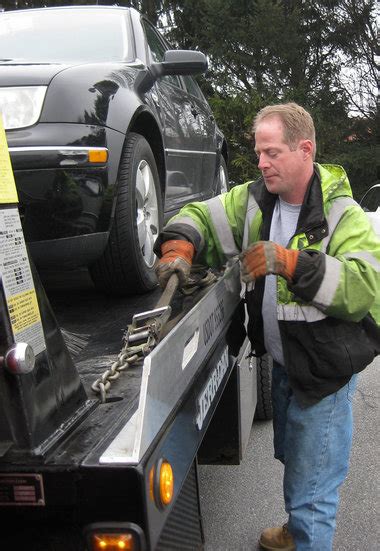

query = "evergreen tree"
[[162, 0, 377, 195], [1, 0, 377, 195]]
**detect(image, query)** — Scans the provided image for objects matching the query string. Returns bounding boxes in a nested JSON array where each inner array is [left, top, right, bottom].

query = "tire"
[[216, 156, 229, 194], [254, 354, 273, 420], [90, 133, 163, 295]]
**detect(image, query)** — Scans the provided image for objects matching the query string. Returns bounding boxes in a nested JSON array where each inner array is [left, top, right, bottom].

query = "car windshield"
[[0, 8, 131, 63]]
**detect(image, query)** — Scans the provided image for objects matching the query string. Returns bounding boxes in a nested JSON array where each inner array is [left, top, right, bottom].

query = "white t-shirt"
[[262, 197, 301, 366]]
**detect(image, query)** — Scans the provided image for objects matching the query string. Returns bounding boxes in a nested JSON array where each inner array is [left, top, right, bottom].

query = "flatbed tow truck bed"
[[35, 267, 237, 467], [1, 262, 257, 551]]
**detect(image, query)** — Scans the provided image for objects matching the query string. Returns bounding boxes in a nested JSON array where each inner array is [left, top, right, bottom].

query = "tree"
[[162, 0, 378, 195]]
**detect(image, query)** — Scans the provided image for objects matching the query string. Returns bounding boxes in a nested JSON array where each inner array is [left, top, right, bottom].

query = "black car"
[[0, 5, 228, 294]]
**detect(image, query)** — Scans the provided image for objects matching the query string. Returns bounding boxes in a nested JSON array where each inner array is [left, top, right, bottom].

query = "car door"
[[181, 74, 218, 198], [141, 19, 205, 213]]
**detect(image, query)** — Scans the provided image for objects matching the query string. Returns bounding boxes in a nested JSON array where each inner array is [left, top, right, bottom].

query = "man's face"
[[254, 116, 312, 203]]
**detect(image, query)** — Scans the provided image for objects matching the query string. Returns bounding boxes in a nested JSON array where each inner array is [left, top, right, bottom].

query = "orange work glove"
[[155, 239, 195, 288], [240, 241, 299, 283]]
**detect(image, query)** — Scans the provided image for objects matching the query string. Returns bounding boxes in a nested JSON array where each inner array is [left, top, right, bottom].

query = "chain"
[[91, 334, 156, 403]]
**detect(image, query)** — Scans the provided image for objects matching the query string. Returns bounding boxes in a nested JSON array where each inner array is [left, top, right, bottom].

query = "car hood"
[[0, 62, 74, 86]]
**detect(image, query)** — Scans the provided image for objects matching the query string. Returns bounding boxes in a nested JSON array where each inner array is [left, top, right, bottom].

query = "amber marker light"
[[84, 523, 145, 551], [92, 532, 134, 550], [149, 465, 155, 502], [88, 149, 108, 163], [159, 460, 174, 506], [149, 458, 174, 509]]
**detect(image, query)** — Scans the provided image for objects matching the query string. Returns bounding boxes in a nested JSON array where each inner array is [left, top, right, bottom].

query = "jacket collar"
[[297, 168, 328, 244], [249, 166, 328, 245]]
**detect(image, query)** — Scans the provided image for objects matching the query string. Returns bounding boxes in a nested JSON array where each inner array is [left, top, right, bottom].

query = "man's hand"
[[155, 239, 195, 288], [240, 241, 299, 283]]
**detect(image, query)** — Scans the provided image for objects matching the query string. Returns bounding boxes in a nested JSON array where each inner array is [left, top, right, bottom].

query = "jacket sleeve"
[[154, 183, 250, 267], [290, 204, 380, 322]]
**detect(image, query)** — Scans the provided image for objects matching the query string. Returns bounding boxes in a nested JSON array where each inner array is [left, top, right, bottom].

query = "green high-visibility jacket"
[[156, 164, 380, 405]]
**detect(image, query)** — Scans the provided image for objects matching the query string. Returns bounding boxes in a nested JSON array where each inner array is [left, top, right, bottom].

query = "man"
[[154, 103, 380, 550]]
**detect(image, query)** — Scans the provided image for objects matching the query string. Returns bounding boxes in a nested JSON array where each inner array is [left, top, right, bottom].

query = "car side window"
[[142, 19, 182, 89], [182, 75, 205, 101]]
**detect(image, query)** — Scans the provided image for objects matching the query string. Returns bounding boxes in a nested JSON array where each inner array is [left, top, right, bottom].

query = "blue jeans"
[[272, 362, 358, 551]]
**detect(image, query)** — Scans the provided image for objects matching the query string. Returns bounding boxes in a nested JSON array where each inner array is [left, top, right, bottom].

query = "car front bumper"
[[6, 123, 125, 268]]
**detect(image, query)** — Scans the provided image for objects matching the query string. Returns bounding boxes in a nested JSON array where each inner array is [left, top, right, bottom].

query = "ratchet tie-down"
[[91, 267, 217, 402]]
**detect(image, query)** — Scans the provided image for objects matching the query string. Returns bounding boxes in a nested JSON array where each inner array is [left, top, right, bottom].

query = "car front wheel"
[[90, 133, 163, 295]]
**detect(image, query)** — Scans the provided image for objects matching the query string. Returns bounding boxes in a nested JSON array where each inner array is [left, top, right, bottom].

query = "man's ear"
[[300, 139, 313, 159]]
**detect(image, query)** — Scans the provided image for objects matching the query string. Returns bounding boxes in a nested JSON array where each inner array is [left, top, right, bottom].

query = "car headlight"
[[0, 86, 47, 129]]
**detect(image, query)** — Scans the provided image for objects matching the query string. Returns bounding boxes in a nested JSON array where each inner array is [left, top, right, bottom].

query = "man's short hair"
[[251, 102, 316, 159]]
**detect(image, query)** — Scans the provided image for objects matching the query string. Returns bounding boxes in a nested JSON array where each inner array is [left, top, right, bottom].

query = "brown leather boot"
[[259, 523, 296, 550]]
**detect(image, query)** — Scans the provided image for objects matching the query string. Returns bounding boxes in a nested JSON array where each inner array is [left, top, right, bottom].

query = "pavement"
[[199, 358, 380, 551]]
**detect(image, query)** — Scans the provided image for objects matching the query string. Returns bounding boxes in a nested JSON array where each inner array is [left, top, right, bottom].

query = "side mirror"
[[135, 50, 208, 95], [153, 50, 208, 77]]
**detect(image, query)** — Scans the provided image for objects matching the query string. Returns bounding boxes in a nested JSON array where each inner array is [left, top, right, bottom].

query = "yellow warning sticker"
[[0, 112, 18, 204], [7, 290, 41, 335], [0, 207, 45, 354]]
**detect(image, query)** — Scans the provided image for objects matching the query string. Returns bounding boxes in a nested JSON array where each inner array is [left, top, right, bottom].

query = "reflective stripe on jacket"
[[156, 164, 380, 405]]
